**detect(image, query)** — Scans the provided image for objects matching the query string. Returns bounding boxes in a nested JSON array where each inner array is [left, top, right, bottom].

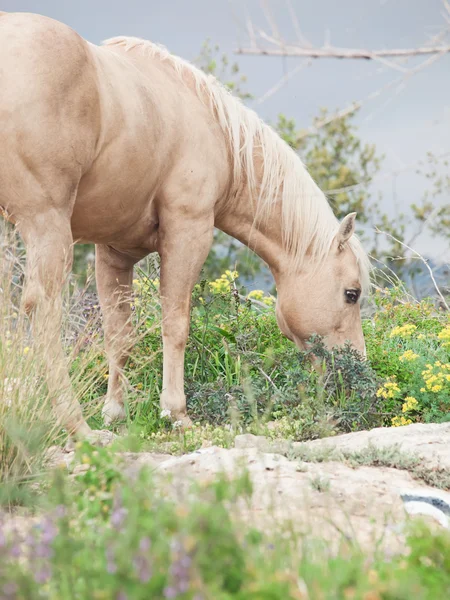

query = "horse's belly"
[[71, 182, 159, 252], [71, 136, 165, 251]]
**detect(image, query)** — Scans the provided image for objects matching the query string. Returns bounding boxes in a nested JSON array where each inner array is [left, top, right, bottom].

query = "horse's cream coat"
[[0, 12, 370, 439]]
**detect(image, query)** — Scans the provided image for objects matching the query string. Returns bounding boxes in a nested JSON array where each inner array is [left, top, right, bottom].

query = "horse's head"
[[274, 213, 368, 357]]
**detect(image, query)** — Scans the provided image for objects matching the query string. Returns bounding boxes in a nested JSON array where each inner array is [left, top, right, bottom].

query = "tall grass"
[[0, 225, 114, 504]]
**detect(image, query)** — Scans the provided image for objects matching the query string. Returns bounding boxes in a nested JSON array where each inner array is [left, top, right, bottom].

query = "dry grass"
[[0, 225, 109, 505]]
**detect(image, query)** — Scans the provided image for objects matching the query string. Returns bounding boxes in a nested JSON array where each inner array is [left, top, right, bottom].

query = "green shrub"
[[76, 272, 450, 440]]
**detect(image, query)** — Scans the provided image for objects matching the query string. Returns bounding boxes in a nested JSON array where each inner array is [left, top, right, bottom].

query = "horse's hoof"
[[102, 401, 126, 426], [173, 414, 193, 429]]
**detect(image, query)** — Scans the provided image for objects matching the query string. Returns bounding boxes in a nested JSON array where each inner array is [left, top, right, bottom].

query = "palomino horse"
[[0, 12, 370, 440]]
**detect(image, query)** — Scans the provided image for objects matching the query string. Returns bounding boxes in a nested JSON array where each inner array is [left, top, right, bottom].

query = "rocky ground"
[[2, 423, 428, 557], [40, 422, 450, 556]]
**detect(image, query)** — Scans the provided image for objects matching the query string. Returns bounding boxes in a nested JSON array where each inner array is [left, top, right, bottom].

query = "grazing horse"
[[0, 12, 371, 440]]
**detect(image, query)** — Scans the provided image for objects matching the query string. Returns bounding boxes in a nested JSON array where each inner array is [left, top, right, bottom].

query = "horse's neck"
[[215, 187, 287, 275]]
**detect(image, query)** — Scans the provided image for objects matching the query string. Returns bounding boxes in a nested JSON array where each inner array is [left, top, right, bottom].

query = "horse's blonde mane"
[[103, 36, 371, 294]]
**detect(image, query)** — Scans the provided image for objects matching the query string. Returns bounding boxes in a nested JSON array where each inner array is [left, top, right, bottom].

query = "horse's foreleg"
[[158, 215, 214, 424], [95, 244, 137, 425], [20, 212, 91, 437]]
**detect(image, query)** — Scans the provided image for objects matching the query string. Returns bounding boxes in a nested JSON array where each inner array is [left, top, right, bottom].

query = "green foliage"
[[364, 286, 450, 425], [75, 272, 450, 449], [1, 448, 450, 599], [73, 441, 125, 520]]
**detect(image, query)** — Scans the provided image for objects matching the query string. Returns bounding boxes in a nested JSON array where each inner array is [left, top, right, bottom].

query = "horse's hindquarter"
[[0, 13, 100, 219]]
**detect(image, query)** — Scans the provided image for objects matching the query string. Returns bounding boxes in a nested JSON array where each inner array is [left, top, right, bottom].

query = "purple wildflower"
[[40, 517, 58, 544], [116, 592, 127, 600], [133, 555, 152, 583], [34, 564, 52, 584], [164, 536, 194, 598], [139, 536, 151, 552], [35, 542, 53, 560], [111, 507, 128, 530], [10, 543, 21, 558], [106, 545, 117, 575], [132, 536, 152, 583], [2, 582, 18, 598]]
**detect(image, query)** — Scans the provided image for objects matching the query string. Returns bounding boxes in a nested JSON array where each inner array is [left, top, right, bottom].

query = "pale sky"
[[3, 0, 450, 261]]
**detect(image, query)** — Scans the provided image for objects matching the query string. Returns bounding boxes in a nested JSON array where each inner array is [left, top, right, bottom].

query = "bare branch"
[[255, 60, 310, 105], [444, 0, 450, 23], [236, 43, 450, 60], [285, 0, 313, 48], [260, 0, 282, 44], [295, 47, 449, 140]]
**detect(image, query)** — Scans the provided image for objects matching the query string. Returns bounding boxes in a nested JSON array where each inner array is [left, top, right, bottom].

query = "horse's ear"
[[336, 212, 356, 251]]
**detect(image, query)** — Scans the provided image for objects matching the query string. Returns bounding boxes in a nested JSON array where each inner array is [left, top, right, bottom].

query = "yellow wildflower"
[[247, 289, 275, 306], [209, 270, 239, 294], [399, 349, 419, 362], [389, 324, 417, 339], [402, 396, 418, 413], [376, 378, 400, 399], [438, 326, 450, 347], [391, 415, 413, 427], [262, 296, 275, 306], [23, 346, 30, 355], [248, 289, 264, 301], [420, 361, 449, 393]]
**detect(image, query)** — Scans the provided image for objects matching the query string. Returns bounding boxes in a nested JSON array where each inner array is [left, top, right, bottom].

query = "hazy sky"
[[3, 0, 450, 260]]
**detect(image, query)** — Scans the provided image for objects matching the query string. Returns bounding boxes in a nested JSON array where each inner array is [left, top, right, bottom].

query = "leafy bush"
[[120, 270, 386, 441]]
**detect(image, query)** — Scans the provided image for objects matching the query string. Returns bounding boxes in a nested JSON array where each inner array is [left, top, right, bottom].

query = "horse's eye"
[[345, 289, 360, 304]]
